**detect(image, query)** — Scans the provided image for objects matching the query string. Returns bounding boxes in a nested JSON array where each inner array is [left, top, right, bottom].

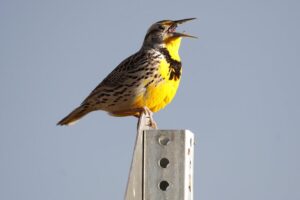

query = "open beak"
[[171, 18, 197, 39]]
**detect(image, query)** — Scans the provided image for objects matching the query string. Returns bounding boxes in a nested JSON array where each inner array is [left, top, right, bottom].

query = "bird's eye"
[[158, 25, 164, 30]]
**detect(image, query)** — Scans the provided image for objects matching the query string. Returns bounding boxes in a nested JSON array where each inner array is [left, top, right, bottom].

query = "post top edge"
[[144, 129, 195, 135]]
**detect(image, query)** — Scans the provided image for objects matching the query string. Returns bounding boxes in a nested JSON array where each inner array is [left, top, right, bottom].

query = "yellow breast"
[[133, 37, 183, 112]]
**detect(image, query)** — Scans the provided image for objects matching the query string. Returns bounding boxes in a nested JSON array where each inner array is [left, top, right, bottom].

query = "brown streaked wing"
[[80, 51, 149, 105]]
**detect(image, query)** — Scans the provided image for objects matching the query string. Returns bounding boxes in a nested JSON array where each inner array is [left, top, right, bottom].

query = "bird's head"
[[143, 18, 196, 49]]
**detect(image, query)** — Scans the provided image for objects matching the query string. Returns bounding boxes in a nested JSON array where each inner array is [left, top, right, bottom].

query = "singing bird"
[[57, 18, 196, 128]]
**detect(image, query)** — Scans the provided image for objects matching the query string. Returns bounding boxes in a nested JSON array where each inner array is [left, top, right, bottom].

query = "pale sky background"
[[1, 0, 300, 199]]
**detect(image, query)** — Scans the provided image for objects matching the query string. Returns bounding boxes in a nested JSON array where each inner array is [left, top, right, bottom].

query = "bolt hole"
[[159, 158, 169, 168], [158, 136, 170, 145], [159, 180, 169, 191]]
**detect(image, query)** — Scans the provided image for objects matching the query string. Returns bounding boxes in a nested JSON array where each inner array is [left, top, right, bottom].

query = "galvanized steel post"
[[125, 114, 194, 200]]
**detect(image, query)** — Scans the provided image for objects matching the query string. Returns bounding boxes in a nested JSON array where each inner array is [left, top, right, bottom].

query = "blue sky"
[[1, 0, 300, 199]]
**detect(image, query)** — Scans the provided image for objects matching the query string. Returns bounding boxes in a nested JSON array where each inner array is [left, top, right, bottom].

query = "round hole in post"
[[159, 158, 169, 168], [159, 180, 169, 191], [158, 136, 170, 146]]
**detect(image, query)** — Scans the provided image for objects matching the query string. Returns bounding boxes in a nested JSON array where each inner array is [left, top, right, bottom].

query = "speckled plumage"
[[81, 49, 163, 112]]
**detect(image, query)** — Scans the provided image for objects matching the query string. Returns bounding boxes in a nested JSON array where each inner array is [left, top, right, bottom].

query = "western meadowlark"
[[57, 18, 196, 128]]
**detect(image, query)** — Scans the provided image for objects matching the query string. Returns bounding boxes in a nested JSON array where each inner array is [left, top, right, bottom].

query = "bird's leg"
[[110, 107, 157, 129], [140, 106, 157, 129], [135, 107, 158, 130]]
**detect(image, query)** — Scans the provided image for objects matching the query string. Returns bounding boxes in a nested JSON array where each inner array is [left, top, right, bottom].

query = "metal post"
[[125, 114, 194, 200], [143, 130, 194, 200]]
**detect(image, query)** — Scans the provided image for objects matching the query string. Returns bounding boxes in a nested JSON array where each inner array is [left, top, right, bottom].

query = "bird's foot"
[[141, 106, 157, 129], [111, 107, 157, 130]]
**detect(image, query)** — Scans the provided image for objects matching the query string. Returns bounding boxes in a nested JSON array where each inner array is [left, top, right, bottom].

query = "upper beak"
[[173, 18, 196, 24], [172, 18, 197, 39]]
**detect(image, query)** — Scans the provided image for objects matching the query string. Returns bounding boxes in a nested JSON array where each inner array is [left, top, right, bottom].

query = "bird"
[[57, 18, 196, 128]]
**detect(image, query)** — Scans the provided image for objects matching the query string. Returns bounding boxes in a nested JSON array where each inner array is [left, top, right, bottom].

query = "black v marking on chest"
[[159, 47, 182, 81]]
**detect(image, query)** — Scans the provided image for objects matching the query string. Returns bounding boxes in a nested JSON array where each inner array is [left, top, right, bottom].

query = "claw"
[[141, 107, 157, 129], [137, 106, 158, 131]]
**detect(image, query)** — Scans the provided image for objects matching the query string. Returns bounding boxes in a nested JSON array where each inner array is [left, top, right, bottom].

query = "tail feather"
[[57, 106, 90, 126]]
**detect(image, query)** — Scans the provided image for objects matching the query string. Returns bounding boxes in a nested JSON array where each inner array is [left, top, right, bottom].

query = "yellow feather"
[[132, 37, 182, 113]]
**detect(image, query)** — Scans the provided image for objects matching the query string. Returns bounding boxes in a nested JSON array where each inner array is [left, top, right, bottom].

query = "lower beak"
[[172, 32, 198, 39]]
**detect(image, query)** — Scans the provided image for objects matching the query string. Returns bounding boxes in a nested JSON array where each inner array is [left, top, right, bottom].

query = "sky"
[[1, 0, 300, 199]]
